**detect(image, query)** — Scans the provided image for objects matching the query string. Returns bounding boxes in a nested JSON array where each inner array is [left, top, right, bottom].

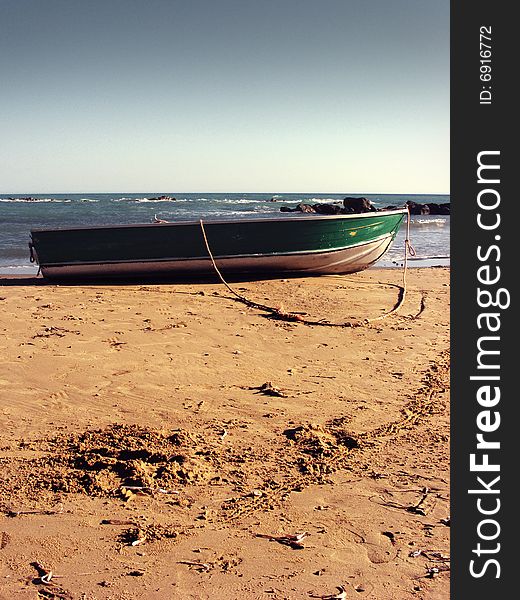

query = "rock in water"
[[405, 201, 450, 215], [342, 197, 376, 213], [314, 203, 343, 215]]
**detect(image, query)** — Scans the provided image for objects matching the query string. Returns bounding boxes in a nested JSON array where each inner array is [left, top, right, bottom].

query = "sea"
[[0, 193, 449, 275]]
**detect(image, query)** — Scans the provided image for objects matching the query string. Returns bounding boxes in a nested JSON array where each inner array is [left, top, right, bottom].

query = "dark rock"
[[406, 201, 430, 215], [313, 203, 342, 215], [279, 203, 316, 213], [148, 195, 175, 201], [405, 201, 450, 215], [283, 426, 306, 440], [429, 203, 450, 215], [426, 203, 444, 214], [298, 203, 317, 213], [280, 197, 431, 216], [342, 197, 376, 213]]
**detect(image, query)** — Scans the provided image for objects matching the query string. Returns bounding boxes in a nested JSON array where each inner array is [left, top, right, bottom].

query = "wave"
[[146, 197, 275, 205], [409, 218, 448, 227], [0, 197, 72, 203], [155, 209, 271, 220], [197, 197, 265, 204], [408, 254, 450, 260], [383, 254, 450, 266], [306, 197, 344, 204], [114, 197, 150, 202], [0, 263, 38, 269], [0, 198, 104, 204], [114, 198, 192, 204]]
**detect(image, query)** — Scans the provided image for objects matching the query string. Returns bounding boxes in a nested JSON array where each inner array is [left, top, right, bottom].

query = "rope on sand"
[[199, 207, 414, 327]]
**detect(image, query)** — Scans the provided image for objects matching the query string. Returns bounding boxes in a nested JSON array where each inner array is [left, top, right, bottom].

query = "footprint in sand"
[[362, 531, 396, 564], [49, 390, 69, 401], [48, 389, 70, 409], [105, 337, 127, 350]]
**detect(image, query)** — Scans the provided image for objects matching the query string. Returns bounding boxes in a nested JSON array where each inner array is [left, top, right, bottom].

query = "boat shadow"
[[0, 276, 52, 287], [0, 272, 324, 287]]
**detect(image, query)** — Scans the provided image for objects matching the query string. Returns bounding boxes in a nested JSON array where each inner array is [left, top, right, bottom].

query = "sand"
[[0, 267, 450, 600]]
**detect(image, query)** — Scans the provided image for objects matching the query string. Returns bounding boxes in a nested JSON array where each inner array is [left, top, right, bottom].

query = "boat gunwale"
[[30, 208, 408, 234]]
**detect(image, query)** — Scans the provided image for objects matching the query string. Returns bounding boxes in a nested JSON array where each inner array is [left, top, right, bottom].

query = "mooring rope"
[[366, 206, 415, 323], [199, 206, 413, 327], [198, 219, 301, 320]]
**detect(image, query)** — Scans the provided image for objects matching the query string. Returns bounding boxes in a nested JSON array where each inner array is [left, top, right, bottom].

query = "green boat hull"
[[30, 210, 406, 279]]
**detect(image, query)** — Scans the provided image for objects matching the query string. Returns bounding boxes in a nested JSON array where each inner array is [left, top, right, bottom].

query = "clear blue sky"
[[0, 0, 449, 194]]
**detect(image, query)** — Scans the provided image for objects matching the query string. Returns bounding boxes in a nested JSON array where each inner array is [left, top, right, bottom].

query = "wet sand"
[[0, 267, 450, 599]]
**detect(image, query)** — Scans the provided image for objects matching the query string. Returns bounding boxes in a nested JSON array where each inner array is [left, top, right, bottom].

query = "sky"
[[0, 0, 449, 194]]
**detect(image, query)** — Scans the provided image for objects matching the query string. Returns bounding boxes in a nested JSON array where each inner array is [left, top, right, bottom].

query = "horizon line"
[[1, 190, 451, 196]]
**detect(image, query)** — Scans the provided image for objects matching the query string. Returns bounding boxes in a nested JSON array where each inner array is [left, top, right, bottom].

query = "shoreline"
[[0, 267, 450, 599]]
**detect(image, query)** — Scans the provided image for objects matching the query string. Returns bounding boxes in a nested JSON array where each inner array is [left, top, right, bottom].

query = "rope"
[[198, 219, 300, 319], [29, 242, 43, 277], [199, 208, 413, 328], [366, 205, 414, 323]]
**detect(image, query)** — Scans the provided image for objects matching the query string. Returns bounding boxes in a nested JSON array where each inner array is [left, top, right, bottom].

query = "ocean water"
[[0, 192, 449, 274]]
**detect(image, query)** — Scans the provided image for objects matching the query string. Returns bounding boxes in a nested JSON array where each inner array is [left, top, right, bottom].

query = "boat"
[[29, 208, 407, 280]]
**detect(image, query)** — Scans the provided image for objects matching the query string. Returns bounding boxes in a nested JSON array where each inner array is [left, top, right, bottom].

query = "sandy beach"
[[0, 267, 450, 600]]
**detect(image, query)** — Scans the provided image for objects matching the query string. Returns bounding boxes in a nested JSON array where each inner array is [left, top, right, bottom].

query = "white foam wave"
[[207, 198, 260, 204], [114, 196, 177, 203], [307, 198, 344, 204], [408, 254, 450, 260], [196, 210, 269, 218], [0, 264, 37, 269], [410, 218, 448, 226], [0, 198, 71, 203]]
